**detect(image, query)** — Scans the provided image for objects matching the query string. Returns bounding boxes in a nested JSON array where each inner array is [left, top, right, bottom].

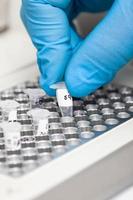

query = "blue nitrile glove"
[[21, 0, 133, 97]]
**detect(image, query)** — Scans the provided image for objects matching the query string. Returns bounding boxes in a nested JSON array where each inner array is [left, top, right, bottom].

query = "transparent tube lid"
[[27, 108, 50, 122], [50, 82, 66, 89], [0, 100, 19, 111], [24, 88, 46, 106], [24, 88, 46, 99]]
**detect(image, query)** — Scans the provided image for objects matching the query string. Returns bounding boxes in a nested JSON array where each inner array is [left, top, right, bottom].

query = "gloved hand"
[[21, 0, 133, 97]]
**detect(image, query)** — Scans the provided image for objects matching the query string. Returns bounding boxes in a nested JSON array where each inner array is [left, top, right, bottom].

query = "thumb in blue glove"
[[65, 0, 133, 97]]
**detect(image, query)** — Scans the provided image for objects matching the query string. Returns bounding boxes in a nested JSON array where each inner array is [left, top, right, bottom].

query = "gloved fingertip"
[[65, 60, 115, 98], [39, 77, 56, 96], [65, 75, 88, 97]]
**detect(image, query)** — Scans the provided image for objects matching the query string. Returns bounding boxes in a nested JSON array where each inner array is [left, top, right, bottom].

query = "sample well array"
[[0, 81, 133, 177]]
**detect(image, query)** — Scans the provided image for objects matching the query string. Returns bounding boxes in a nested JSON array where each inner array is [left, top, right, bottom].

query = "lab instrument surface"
[[0, 76, 133, 200]]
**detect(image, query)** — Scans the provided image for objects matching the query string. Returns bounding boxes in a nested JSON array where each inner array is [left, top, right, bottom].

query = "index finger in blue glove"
[[21, 0, 74, 96], [65, 0, 133, 97]]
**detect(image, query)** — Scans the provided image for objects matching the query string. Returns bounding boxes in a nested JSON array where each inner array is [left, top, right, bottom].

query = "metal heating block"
[[0, 80, 133, 200]]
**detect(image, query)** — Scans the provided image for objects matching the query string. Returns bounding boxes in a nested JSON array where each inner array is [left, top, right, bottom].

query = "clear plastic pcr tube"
[[24, 88, 46, 107], [28, 108, 50, 136], [1, 122, 21, 151], [51, 82, 73, 117], [0, 100, 19, 121]]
